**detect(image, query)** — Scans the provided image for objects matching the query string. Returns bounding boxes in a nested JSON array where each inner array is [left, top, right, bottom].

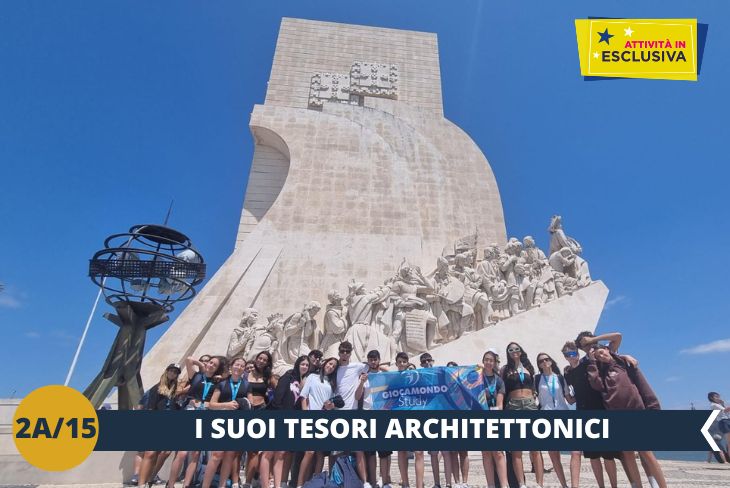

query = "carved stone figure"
[[226, 308, 258, 359], [476, 244, 513, 321], [498, 238, 524, 316], [280, 301, 321, 364], [431, 256, 473, 340], [245, 313, 284, 361], [452, 253, 493, 330], [388, 263, 437, 352], [549, 247, 591, 294], [320, 290, 349, 357], [548, 215, 583, 257], [521, 236, 557, 304], [346, 280, 391, 326]]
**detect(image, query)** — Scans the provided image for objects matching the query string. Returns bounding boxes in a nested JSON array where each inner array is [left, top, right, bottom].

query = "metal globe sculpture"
[[84, 224, 206, 409], [89, 224, 205, 312]]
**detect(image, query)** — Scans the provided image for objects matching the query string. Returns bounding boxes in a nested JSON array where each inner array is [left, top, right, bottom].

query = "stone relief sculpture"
[[320, 290, 348, 358], [452, 252, 494, 330], [431, 256, 473, 341], [226, 215, 595, 372], [279, 301, 321, 364], [226, 308, 258, 359], [244, 313, 284, 361], [548, 214, 583, 256], [308, 61, 398, 109], [389, 263, 437, 353]]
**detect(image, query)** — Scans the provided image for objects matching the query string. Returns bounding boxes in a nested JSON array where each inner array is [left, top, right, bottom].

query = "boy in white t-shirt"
[[335, 341, 372, 488]]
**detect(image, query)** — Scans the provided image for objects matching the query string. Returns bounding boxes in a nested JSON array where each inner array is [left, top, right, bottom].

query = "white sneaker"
[[363, 484, 373, 488]]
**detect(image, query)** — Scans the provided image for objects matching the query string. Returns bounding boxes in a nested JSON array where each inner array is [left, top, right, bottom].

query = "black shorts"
[[364, 451, 393, 458], [583, 451, 621, 460]]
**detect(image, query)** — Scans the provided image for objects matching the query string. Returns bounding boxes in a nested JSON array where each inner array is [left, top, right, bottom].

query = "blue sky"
[[1, 1, 728, 410]]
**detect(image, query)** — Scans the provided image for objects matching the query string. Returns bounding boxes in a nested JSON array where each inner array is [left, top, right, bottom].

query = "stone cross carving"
[[308, 61, 399, 109], [349, 62, 398, 99]]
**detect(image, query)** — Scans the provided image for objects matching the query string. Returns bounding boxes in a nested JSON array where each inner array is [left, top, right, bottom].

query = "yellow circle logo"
[[13, 385, 99, 471]]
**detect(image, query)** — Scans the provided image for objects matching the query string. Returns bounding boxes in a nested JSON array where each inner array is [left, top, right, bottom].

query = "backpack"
[[330, 455, 363, 488], [302, 472, 338, 488]]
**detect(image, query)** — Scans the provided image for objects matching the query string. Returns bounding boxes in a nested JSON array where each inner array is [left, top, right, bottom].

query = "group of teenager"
[[131, 330, 668, 488]]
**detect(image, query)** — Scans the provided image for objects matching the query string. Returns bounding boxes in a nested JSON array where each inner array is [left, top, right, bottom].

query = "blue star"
[[598, 28, 614, 45]]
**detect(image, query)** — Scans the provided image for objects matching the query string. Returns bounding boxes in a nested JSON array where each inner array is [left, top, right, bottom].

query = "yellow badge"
[[575, 19, 698, 80], [13, 385, 99, 471]]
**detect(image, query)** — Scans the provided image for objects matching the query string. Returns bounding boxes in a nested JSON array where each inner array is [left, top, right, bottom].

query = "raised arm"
[[589, 332, 622, 353], [185, 356, 203, 380]]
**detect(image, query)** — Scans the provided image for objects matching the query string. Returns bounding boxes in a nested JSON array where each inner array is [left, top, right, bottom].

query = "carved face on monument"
[[455, 253, 470, 268], [327, 289, 343, 305], [523, 236, 536, 249], [399, 266, 414, 280], [305, 301, 322, 318], [240, 308, 259, 327]]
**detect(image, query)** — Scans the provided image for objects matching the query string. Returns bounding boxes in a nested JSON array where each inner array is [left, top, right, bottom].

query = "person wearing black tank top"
[[166, 355, 226, 488], [247, 352, 275, 488], [271, 355, 310, 488], [502, 342, 543, 488], [202, 357, 248, 488]]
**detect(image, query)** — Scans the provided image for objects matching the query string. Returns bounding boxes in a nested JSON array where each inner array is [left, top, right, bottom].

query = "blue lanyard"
[[517, 366, 525, 384], [544, 374, 557, 407], [230, 379, 242, 400], [485, 374, 497, 396], [201, 377, 214, 402]]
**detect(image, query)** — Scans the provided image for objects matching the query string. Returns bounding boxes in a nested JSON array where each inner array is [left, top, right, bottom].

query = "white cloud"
[[24, 331, 41, 339], [604, 294, 627, 310], [680, 338, 730, 355], [664, 375, 683, 383]]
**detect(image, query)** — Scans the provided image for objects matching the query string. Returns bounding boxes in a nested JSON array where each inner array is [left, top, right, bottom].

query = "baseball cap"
[[166, 363, 182, 373]]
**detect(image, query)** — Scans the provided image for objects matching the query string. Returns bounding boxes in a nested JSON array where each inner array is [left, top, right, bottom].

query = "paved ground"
[[6, 453, 730, 488]]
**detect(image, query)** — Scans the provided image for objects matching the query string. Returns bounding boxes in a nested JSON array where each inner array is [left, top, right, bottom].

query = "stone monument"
[[1, 18, 608, 485]]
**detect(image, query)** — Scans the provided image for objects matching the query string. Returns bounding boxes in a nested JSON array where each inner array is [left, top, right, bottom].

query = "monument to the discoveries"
[[138, 17, 606, 382], [1, 18, 607, 484]]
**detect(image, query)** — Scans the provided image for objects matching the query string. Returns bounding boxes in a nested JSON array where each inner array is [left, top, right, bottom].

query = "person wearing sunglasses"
[[562, 341, 624, 488], [535, 353, 575, 488], [502, 342, 542, 488], [335, 341, 373, 488]]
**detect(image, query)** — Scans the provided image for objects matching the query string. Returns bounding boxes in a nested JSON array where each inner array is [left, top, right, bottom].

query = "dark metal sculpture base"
[[83, 301, 168, 410]]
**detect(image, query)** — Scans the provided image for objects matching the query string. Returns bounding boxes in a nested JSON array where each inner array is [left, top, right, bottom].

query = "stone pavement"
[[5, 453, 730, 488]]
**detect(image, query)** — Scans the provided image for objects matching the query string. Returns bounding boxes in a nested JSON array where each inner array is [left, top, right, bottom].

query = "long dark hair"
[[319, 357, 339, 391], [536, 352, 562, 376], [209, 355, 228, 377], [292, 355, 310, 383], [504, 342, 535, 377], [254, 351, 274, 386]]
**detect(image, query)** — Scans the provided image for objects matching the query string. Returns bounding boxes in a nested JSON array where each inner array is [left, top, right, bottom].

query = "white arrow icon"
[[702, 410, 722, 451]]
